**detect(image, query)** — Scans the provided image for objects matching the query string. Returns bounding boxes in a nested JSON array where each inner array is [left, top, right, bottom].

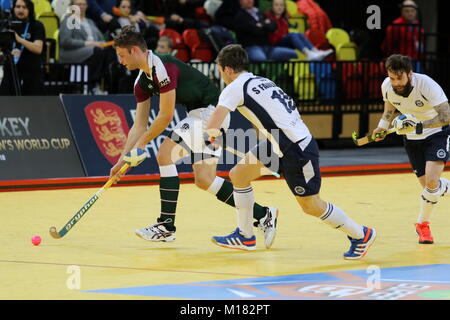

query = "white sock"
[[206, 176, 225, 195], [417, 183, 442, 223], [159, 164, 178, 177], [440, 178, 450, 196], [319, 202, 365, 239], [233, 186, 255, 238]]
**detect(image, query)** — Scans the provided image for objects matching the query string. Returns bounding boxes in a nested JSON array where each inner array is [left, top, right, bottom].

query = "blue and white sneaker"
[[211, 228, 256, 251], [343, 226, 376, 260]]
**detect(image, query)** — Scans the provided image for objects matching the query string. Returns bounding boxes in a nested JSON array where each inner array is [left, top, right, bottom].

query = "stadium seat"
[[305, 29, 328, 49], [285, 0, 303, 17], [53, 29, 59, 61], [159, 29, 190, 62], [182, 29, 214, 62], [336, 41, 358, 61], [325, 27, 350, 50], [33, 0, 52, 18], [37, 11, 60, 40], [288, 16, 307, 33], [286, 60, 316, 100]]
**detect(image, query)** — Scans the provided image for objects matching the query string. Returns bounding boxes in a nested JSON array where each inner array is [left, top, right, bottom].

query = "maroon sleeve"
[[134, 82, 150, 103], [159, 62, 179, 94]]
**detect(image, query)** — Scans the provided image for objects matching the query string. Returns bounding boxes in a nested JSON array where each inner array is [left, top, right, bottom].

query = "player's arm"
[[133, 89, 176, 149], [205, 105, 231, 141], [372, 101, 398, 140], [109, 98, 151, 178], [422, 101, 450, 129]]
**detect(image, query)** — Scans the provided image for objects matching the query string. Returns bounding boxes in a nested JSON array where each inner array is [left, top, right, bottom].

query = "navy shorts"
[[252, 136, 322, 197], [404, 128, 450, 177]]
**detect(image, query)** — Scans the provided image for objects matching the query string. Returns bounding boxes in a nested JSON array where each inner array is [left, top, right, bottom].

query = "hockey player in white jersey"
[[205, 44, 376, 259], [373, 54, 450, 244]]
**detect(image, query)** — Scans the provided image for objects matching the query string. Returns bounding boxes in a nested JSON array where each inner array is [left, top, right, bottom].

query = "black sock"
[[159, 176, 179, 231]]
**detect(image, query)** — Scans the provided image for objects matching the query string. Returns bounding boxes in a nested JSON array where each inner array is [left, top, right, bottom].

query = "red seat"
[[182, 29, 214, 62], [305, 29, 329, 50], [159, 29, 190, 62], [159, 29, 183, 46], [191, 45, 214, 62], [173, 45, 190, 62]]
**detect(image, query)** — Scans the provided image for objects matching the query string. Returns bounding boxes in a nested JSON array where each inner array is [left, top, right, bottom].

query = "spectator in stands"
[[87, 0, 122, 32], [233, 0, 297, 61], [214, 0, 240, 30], [0, 0, 45, 95], [155, 36, 174, 55], [266, 0, 332, 61], [60, 0, 115, 93], [161, 0, 209, 34], [116, 0, 160, 49], [382, 0, 424, 60]]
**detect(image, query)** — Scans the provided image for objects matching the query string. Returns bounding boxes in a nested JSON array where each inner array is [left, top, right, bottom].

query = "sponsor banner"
[[0, 96, 85, 180], [61, 95, 254, 176]]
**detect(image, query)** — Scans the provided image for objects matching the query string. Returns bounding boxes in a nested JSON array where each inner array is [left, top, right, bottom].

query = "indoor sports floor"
[[1, 168, 450, 300]]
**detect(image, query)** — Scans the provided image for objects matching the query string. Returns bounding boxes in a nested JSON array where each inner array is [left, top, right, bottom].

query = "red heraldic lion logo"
[[84, 102, 130, 165]]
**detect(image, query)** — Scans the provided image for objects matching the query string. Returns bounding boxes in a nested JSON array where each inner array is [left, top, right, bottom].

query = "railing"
[[2, 56, 445, 143]]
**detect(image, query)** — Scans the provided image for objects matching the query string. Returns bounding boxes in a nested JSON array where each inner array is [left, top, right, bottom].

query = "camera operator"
[[0, 0, 45, 95]]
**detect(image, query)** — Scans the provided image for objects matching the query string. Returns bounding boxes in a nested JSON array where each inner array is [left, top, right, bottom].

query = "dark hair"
[[13, 0, 36, 21], [385, 54, 413, 75], [216, 44, 249, 72], [113, 25, 147, 52]]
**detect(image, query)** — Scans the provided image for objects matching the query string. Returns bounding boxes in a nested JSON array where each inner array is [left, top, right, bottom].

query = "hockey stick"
[[49, 163, 129, 239], [225, 146, 281, 178], [352, 128, 396, 147]]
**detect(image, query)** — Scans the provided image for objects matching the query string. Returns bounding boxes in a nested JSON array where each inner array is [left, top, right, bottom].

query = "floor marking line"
[[0, 259, 262, 277]]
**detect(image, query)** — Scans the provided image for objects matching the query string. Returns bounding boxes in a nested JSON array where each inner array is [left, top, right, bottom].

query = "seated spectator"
[[60, 0, 116, 93], [116, 0, 160, 49], [161, 0, 210, 34], [214, 0, 240, 30], [266, 0, 332, 61], [382, 0, 424, 60], [234, 0, 297, 62], [87, 0, 121, 33], [0, 0, 45, 95], [155, 36, 174, 55]]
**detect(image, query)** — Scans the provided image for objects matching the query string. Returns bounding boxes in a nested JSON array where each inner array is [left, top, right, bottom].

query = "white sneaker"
[[135, 219, 176, 242], [306, 49, 333, 61], [257, 207, 278, 249]]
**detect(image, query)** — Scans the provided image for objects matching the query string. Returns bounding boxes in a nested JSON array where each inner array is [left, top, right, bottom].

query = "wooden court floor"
[[1, 172, 449, 300]]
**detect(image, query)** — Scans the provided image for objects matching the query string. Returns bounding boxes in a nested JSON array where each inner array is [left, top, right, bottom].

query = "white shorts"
[[168, 105, 231, 162]]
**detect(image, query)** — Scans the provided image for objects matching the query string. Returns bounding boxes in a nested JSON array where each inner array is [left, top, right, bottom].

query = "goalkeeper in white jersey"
[[373, 54, 450, 244]]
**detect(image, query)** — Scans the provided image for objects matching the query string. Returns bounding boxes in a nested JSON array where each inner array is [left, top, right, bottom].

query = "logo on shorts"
[[437, 149, 446, 159], [180, 123, 190, 132], [415, 100, 424, 107], [294, 186, 306, 195]]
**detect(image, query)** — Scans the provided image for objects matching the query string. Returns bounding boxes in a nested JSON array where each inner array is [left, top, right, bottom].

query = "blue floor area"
[[87, 264, 450, 300]]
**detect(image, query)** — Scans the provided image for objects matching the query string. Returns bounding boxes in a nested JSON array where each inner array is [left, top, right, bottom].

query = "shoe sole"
[[210, 238, 255, 251], [135, 231, 176, 242], [344, 229, 377, 260], [264, 207, 279, 249]]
